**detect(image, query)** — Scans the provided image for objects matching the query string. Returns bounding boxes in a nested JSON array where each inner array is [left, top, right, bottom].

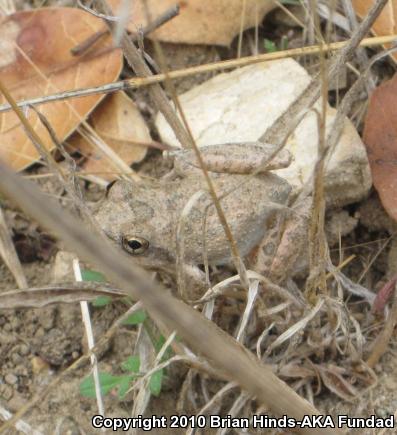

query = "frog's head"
[[93, 180, 175, 268]]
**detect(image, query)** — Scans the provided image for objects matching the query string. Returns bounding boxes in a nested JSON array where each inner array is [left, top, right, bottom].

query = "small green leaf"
[[280, 0, 301, 5], [80, 372, 124, 398], [117, 376, 132, 399], [280, 36, 289, 51], [122, 310, 147, 326], [149, 369, 163, 397], [153, 335, 173, 360], [92, 296, 112, 307], [81, 269, 106, 282], [154, 335, 166, 353], [264, 38, 277, 53], [121, 355, 140, 373]]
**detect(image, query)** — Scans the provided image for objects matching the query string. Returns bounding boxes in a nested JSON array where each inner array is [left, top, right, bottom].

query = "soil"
[[1, 4, 397, 435]]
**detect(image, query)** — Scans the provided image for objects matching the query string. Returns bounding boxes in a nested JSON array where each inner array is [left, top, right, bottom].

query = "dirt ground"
[[1, 4, 397, 435]]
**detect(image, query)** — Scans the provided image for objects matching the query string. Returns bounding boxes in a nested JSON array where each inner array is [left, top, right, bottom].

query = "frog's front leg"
[[167, 142, 292, 177]]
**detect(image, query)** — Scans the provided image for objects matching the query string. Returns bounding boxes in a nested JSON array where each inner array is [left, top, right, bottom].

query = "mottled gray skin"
[[93, 142, 292, 269]]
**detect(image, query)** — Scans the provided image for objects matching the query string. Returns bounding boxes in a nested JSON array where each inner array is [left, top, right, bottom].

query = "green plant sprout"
[[79, 299, 171, 399]]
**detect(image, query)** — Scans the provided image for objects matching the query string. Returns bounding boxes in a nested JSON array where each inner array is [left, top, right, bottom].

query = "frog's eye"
[[122, 235, 149, 255]]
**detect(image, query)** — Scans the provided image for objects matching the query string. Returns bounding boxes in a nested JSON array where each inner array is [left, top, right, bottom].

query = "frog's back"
[[176, 172, 291, 265]]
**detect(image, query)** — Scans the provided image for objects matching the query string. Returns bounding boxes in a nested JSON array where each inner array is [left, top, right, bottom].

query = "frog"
[[93, 142, 292, 277]]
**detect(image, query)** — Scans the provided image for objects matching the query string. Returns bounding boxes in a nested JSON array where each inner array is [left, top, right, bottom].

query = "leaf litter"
[[0, 7, 123, 170]]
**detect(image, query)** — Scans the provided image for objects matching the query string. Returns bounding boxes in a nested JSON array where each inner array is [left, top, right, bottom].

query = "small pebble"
[[10, 318, 20, 330], [10, 353, 22, 365], [14, 366, 28, 377], [31, 356, 49, 374], [19, 344, 29, 356], [376, 407, 390, 418], [4, 374, 18, 385], [374, 363, 382, 374], [34, 327, 45, 338], [8, 394, 26, 412], [0, 384, 13, 401]]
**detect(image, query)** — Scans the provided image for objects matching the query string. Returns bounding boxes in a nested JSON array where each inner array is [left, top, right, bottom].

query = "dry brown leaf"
[[108, 0, 276, 46], [352, 0, 397, 61], [0, 8, 123, 170], [316, 365, 358, 402], [69, 92, 151, 180], [278, 363, 315, 379], [363, 74, 397, 220]]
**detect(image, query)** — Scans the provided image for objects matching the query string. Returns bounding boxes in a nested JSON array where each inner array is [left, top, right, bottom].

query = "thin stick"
[[73, 259, 105, 421], [71, 4, 180, 56], [325, 255, 356, 280], [139, 3, 179, 36], [70, 29, 109, 56], [0, 35, 395, 114], [305, 42, 329, 303], [29, 106, 99, 231], [341, 0, 375, 91], [0, 283, 125, 309]]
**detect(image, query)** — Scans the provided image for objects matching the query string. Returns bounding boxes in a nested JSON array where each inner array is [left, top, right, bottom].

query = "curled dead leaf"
[[0, 8, 123, 170], [108, 0, 276, 46], [278, 363, 315, 379], [69, 92, 151, 181], [363, 74, 397, 220], [316, 365, 358, 402]]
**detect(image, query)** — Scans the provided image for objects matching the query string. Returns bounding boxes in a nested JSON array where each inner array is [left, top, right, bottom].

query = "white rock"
[[156, 59, 371, 206]]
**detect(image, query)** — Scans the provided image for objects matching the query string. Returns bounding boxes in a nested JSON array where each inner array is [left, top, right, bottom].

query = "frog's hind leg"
[[170, 142, 292, 176], [249, 197, 311, 283]]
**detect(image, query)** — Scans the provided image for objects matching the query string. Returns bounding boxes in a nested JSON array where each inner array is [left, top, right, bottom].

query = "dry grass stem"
[[0, 404, 42, 435], [0, 35, 395, 114], [185, 382, 238, 435], [0, 282, 124, 308], [236, 279, 259, 342], [73, 259, 105, 418]]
